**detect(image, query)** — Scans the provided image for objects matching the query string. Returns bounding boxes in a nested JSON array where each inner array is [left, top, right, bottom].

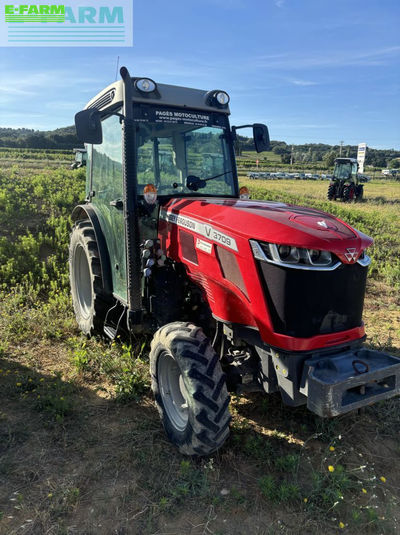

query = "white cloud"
[[0, 85, 35, 96], [1, 112, 45, 118], [128, 57, 218, 82], [202, 0, 245, 7], [277, 123, 337, 129], [2, 70, 99, 94], [291, 79, 318, 86], [252, 46, 400, 70], [45, 100, 83, 111], [0, 111, 47, 129]]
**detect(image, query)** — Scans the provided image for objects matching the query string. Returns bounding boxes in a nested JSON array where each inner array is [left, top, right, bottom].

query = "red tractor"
[[70, 67, 400, 455]]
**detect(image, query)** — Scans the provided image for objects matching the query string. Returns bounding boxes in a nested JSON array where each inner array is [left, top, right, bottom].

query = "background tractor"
[[327, 157, 364, 201], [70, 67, 400, 456], [70, 147, 87, 169]]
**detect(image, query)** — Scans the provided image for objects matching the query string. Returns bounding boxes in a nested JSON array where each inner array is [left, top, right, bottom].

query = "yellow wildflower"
[[16, 382, 22, 387], [362, 488, 367, 494], [380, 476, 386, 483], [303, 497, 308, 503], [339, 522, 345, 529], [328, 465, 335, 472], [329, 446, 335, 451]]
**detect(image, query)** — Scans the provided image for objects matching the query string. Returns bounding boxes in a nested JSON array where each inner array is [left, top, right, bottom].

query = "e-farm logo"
[[5, 4, 65, 22], [0, 0, 133, 46]]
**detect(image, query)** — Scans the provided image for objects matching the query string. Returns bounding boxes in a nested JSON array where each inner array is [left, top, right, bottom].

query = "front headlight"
[[250, 240, 341, 271]]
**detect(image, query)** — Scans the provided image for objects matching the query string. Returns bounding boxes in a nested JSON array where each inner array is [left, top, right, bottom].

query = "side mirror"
[[75, 109, 102, 144], [253, 123, 270, 153]]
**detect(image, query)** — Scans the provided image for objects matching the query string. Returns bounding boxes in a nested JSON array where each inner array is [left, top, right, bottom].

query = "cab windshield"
[[334, 161, 357, 179], [134, 104, 236, 197]]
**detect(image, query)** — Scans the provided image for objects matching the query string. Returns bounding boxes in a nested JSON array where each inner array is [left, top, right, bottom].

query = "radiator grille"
[[259, 261, 368, 338]]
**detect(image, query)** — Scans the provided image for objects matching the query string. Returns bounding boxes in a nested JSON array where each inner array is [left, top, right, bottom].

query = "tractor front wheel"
[[150, 322, 231, 456], [69, 220, 110, 336], [343, 185, 355, 202]]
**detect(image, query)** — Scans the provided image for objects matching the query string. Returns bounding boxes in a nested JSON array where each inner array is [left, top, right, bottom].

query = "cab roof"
[[334, 157, 358, 164], [84, 77, 231, 115]]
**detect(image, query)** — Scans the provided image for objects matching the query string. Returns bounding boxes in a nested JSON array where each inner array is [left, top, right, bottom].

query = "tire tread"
[[69, 220, 111, 336], [150, 322, 231, 456]]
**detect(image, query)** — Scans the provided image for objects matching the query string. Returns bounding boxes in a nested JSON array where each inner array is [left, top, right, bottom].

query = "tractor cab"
[[333, 157, 358, 184]]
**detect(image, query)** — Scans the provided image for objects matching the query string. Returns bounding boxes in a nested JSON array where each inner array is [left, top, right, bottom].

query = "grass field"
[[0, 159, 399, 534]]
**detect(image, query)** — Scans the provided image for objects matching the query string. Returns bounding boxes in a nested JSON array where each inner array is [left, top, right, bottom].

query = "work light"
[[205, 89, 230, 107], [216, 91, 230, 105], [135, 78, 157, 93]]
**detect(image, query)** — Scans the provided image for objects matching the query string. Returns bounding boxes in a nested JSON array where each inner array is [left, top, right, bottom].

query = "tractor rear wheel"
[[69, 220, 110, 336], [150, 322, 231, 456], [327, 184, 336, 200]]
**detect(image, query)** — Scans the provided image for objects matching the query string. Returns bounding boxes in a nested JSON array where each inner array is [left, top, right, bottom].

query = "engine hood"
[[161, 197, 373, 263]]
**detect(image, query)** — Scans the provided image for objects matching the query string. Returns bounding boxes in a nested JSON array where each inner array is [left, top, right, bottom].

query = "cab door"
[[91, 114, 127, 302]]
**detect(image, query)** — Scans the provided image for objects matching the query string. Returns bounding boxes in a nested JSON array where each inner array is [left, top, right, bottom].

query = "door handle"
[[110, 199, 123, 209]]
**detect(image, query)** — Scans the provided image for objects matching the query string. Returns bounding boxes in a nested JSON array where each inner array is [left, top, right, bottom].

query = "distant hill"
[[0, 126, 81, 150]]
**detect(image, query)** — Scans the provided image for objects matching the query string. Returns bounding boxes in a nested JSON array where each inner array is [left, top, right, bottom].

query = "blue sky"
[[0, 0, 399, 149]]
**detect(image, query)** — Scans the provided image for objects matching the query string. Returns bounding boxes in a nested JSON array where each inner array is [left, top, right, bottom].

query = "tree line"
[[0, 126, 81, 150], [237, 136, 400, 169], [0, 127, 399, 168]]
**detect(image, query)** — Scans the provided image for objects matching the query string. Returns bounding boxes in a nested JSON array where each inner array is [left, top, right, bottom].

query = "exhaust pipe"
[[120, 66, 142, 326]]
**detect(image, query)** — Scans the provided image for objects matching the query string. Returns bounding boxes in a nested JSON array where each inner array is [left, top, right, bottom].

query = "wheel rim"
[[74, 244, 92, 319], [158, 351, 189, 431]]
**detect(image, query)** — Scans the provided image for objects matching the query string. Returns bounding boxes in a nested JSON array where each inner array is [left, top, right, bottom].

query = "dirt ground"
[[1, 283, 399, 535]]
